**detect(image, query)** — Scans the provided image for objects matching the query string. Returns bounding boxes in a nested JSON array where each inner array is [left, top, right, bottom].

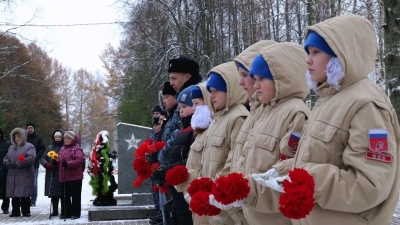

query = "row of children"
[[150, 14, 399, 225]]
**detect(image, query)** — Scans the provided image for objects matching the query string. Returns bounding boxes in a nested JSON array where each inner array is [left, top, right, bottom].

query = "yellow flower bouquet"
[[47, 151, 59, 160]]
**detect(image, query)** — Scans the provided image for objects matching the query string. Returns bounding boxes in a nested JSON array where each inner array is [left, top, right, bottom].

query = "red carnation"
[[133, 158, 152, 178], [151, 162, 159, 170], [166, 165, 188, 186], [279, 168, 315, 220], [190, 191, 221, 216], [134, 139, 152, 158], [283, 168, 315, 193], [212, 173, 250, 205], [157, 183, 169, 194], [279, 185, 314, 219], [151, 141, 166, 152], [187, 177, 214, 196], [18, 154, 25, 161], [133, 179, 143, 188]]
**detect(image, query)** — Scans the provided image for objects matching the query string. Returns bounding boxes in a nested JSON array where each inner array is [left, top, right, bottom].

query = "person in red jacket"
[[56, 131, 85, 220]]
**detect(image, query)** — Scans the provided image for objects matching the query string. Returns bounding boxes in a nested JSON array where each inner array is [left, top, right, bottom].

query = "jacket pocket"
[[303, 120, 338, 164], [188, 141, 204, 169], [209, 136, 225, 162], [251, 133, 279, 172]]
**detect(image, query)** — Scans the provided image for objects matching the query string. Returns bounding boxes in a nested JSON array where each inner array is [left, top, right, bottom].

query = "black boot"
[[50, 197, 59, 216]]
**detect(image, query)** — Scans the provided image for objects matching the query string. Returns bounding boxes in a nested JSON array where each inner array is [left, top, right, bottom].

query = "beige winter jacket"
[[202, 62, 249, 225], [242, 42, 310, 225], [175, 81, 212, 225], [217, 40, 277, 225], [288, 14, 400, 225]]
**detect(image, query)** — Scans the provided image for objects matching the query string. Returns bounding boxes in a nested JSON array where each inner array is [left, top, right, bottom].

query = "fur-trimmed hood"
[[10, 127, 27, 147]]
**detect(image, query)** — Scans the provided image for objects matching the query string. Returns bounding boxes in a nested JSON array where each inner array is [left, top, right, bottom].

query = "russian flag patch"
[[369, 129, 388, 152], [288, 131, 301, 152]]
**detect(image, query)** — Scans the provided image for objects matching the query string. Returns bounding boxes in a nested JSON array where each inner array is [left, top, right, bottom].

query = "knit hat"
[[249, 54, 274, 80], [54, 131, 62, 138], [162, 81, 177, 96], [64, 131, 76, 140], [177, 86, 194, 107], [26, 123, 35, 129], [237, 62, 248, 72], [304, 31, 337, 57], [206, 73, 227, 93], [151, 105, 162, 113], [191, 86, 203, 99], [168, 56, 200, 77]]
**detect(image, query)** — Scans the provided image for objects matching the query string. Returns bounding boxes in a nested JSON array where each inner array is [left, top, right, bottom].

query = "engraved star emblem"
[[125, 134, 141, 150]]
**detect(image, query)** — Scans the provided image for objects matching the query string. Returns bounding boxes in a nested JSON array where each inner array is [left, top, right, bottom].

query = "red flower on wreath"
[[212, 173, 250, 205], [187, 177, 214, 196], [190, 191, 221, 216], [18, 154, 25, 161], [279, 168, 315, 220], [166, 165, 188, 186]]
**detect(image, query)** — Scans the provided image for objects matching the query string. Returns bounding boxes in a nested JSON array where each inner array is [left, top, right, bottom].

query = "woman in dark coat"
[[3, 128, 35, 217], [40, 129, 64, 217], [56, 131, 85, 220]]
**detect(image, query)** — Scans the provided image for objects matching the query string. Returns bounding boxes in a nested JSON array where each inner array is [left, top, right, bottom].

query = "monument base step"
[[88, 200, 156, 221]]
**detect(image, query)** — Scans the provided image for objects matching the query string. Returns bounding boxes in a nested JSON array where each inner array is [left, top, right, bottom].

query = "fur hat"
[[64, 131, 76, 140], [151, 105, 162, 113], [249, 54, 274, 80], [168, 56, 199, 77], [162, 81, 177, 96], [26, 123, 35, 130]]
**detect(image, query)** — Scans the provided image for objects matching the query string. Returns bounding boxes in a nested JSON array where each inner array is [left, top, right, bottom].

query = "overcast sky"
[[0, 0, 123, 74]]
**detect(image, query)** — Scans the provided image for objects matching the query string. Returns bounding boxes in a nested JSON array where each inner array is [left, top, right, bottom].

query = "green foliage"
[[89, 176, 100, 196], [119, 66, 158, 127]]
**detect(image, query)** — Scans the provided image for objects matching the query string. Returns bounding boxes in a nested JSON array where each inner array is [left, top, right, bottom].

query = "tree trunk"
[[384, 0, 400, 116]]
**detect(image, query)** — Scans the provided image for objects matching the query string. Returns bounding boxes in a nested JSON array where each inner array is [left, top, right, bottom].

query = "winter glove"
[[251, 168, 279, 182], [252, 168, 288, 192], [146, 151, 159, 165], [52, 159, 58, 166], [62, 159, 68, 169], [44, 163, 54, 170], [6, 161, 17, 168], [151, 165, 171, 183]]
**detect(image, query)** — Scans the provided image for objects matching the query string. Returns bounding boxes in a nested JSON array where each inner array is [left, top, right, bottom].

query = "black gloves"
[[151, 165, 171, 183], [52, 159, 58, 166], [146, 152, 159, 165], [62, 159, 68, 169], [6, 161, 17, 168]]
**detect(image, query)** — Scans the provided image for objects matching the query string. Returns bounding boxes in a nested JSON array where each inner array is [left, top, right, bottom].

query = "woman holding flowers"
[[56, 131, 85, 220], [3, 128, 36, 217], [41, 129, 64, 217]]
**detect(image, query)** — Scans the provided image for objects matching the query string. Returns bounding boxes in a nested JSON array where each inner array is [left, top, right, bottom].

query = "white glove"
[[209, 194, 233, 210], [251, 168, 279, 181], [252, 174, 289, 193], [184, 193, 191, 203]]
